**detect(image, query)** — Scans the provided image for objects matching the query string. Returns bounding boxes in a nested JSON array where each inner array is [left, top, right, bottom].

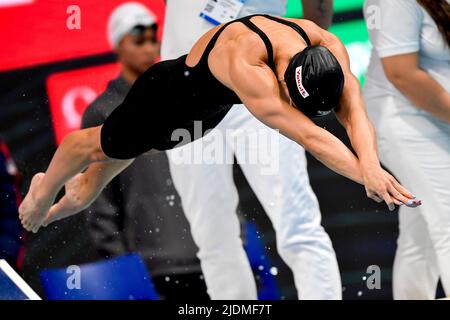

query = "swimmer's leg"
[[19, 126, 133, 233], [20, 60, 173, 232], [99, 60, 172, 159]]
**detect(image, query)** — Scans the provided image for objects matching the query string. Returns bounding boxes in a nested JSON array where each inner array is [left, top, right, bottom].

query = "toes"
[[23, 221, 31, 232]]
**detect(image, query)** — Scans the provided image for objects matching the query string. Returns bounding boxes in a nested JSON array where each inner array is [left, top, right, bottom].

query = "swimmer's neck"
[[273, 51, 299, 104], [273, 54, 291, 87], [272, 32, 309, 81]]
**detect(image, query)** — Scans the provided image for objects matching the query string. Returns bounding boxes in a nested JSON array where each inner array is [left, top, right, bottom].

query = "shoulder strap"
[[239, 17, 276, 71], [262, 14, 312, 46], [198, 14, 311, 69], [198, 19, 240, 64]]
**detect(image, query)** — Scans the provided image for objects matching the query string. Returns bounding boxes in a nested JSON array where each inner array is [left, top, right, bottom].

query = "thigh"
[[101, 60, 181, 159], [368, 96, 450, 231]]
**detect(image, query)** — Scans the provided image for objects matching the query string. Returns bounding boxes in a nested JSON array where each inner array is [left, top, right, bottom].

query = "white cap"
[[107, 2, 157, 48]]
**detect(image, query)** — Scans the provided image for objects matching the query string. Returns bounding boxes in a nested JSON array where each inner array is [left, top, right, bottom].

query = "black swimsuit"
[[100, 14, 311, 160]]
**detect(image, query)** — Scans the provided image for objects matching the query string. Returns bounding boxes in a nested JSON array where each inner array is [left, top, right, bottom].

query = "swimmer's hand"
[[19, 172, 54, 233], [41, 172, 98, 228], [361, 163, 421, 211]]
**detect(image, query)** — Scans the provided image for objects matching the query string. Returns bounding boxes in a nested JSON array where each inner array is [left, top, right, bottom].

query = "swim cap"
[[284, 45, 344, 118]]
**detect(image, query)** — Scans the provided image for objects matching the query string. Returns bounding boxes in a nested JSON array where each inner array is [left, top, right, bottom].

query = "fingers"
[[390, 177, 415, 199], [388, 184, 410, 204], [368, 193, 383, 203], [387, 183, 421, 208], [380, 191, 395, 211]]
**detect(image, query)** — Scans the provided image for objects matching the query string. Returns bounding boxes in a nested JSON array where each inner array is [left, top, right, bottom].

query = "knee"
[[86, 126, 110, 162], [276, 224, 333, 260], [192, 217, 243, 256], [63, 127, 106, 165]]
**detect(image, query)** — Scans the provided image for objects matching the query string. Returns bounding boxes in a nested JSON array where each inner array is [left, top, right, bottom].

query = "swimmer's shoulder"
[[281, 17, 335, 46]]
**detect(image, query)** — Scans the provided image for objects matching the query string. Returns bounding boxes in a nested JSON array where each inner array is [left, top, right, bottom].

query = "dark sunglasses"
[[129, 24, 158, 46]]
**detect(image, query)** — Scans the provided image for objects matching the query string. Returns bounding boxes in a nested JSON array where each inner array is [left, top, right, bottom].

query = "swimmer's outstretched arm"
[[19, 125, 135, 233], [319, 31, 421, 210], [227, 54, 420, 211]]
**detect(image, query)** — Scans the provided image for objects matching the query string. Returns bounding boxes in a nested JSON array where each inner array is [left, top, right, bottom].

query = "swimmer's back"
[[186, 16, 329, 86]]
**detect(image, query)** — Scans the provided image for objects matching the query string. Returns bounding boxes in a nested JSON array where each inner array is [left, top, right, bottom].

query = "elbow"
[[385, 71, 402, 85], [384, 68, 411, 91], [86, 126, 110, 163], [317, 17, 333, 30], [297, 128, 320, 151], [308, 15, 332, 30]]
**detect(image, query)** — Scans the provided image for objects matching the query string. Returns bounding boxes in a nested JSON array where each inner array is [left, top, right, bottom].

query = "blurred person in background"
[[80, 2, 208, 300], [0, 139, 22, 268], [163, 0, 341, 300], [364, 0, 450, 299]]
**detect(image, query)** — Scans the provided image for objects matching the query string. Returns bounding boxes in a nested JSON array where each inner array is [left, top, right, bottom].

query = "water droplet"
[[165, 276, 170, 282], [184, 70, 190, 77], [362, 276, 367, 281], [357, 291, 363, 297], [258, 265, 264, 271], [269, 267, 278, 276]]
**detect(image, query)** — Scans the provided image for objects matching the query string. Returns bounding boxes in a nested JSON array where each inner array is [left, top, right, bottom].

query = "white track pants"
[[366, 94, 450, 299]]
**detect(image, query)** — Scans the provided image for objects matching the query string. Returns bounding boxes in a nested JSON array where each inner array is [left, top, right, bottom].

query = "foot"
[[19, 172, 53, 233]]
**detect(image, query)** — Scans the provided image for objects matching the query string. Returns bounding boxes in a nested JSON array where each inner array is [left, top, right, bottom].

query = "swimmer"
[[19, 14, 421, 233]]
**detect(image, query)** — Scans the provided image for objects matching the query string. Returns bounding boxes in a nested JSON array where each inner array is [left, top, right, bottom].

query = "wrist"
[[359, 159, 381, 174]]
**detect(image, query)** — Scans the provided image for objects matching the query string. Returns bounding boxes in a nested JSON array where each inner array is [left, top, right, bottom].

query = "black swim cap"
[[284, 45, 345, 118]]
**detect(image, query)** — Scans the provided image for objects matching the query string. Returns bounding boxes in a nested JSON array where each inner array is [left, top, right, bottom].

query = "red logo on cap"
[[295, 66, 309, 98]]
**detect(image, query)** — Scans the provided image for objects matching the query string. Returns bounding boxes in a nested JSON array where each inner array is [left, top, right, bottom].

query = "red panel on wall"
[[46, 63, 121, 145], [0, 0, 165, 71]]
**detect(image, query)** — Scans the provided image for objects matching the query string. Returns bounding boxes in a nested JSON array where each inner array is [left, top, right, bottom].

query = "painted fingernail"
[[407, 200, 414, 205]]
